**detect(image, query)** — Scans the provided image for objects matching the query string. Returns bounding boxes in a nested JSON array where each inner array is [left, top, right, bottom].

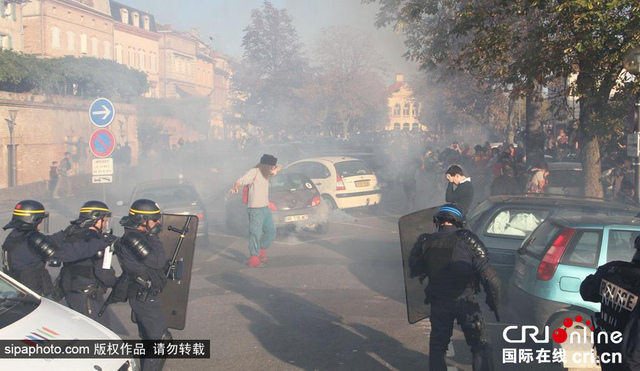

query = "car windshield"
[[270, 174, 314, 192], [0, 274, 40, 327], [135, 186, 198, 206], [335, 160, 373, 177]]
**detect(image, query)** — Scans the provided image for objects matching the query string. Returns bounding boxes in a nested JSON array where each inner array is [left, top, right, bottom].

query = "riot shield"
[[157, 214, 198, 330], [398, 206, 438, 324]]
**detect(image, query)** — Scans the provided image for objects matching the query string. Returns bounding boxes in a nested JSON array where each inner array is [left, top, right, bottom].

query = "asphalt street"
[[0, 182, 595, 371]]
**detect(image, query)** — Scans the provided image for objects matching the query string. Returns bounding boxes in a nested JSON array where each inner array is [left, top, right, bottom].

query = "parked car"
[[546, 162, 583, 196], [225, 173, 328, 235], [0, 271, 137, 370], [285, 157, 382, 210], [467, 194, 640, 280], [509, 216, 640, 330], [119, 178, 209, 247]]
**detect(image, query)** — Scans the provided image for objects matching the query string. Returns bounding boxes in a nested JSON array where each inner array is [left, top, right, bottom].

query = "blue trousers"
[[247, 207, 276, 256]]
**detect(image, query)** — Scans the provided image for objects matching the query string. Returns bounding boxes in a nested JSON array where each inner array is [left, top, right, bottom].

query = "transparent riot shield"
[[157, 214, 198, 330], [398, 206, 438, 324]]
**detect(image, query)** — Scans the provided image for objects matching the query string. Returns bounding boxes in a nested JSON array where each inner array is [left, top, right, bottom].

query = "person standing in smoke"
[[445, 165, 474, 215], [229, 154, 281, 268], [2, 200, 114, 296], [409, 204, 500, 371], [580, 236, 640, 371]]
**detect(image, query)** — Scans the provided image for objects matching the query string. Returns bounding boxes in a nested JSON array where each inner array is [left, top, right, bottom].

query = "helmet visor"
[[39, 213, 50, 234]]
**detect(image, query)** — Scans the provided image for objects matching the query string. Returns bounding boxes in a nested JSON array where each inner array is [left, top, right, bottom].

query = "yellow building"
[[23, 0, 114, 59], [110, 1, 160, 97], [0, 0, 24, 51], [386, 74, 426, 131]]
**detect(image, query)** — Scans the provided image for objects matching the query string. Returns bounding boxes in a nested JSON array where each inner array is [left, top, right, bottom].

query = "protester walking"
[[53, 152, 73, 198], [229, 154, 281, 268]]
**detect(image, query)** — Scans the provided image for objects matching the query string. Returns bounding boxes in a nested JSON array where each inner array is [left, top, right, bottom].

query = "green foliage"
[[0, 50, 148, 100], [232, 1, 310, 132]]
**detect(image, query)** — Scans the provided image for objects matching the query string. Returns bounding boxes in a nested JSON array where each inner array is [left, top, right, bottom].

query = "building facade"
[[386, 74, 425, 131], [23, 0, 114, 59], [0, 0, 25, 51], [110, 1, 159, 97], [157, 24, 198, 99]]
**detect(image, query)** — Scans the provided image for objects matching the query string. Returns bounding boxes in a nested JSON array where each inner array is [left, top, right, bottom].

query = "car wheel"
[[322, 195, 337, 211]]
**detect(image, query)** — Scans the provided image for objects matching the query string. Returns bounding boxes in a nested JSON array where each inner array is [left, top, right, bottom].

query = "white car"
[[0, 271, 137, 370], [285, 157, 382, 210]]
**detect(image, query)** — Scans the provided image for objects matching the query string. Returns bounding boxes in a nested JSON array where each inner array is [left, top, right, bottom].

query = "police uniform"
[[409, 204, 500, 371], [580, 241, 640, 371], [56, 201, 117, 326], [2, 200, 111, 296], [118, 199, 170, 371]]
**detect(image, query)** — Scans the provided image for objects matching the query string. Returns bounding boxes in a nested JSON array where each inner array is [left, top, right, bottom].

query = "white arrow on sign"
[[92, 105, 112, 120]]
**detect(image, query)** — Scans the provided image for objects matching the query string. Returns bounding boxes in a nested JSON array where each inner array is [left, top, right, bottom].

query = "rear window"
[[522, 222, 561, 257], [335, 161, 373, 177], [547, 170, 583, 188], [485, 209, 550, 237], [136, 186, 198, 206], [561, 231, 601, 268], [270, 174, 315, 192]]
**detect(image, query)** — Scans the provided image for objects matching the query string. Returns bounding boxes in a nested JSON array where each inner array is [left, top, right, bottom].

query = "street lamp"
[[5, 110, 18, 187], [623, 46, 640, 202]]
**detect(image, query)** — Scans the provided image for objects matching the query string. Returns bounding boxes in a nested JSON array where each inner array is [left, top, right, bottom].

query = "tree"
[[232, 1, 310, 132], [311, 26, 388, 137], [366, 0, 640, 197]]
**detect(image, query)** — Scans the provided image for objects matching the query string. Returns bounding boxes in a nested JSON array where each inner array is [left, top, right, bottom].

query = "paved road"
[[0, 184, 598, 370]]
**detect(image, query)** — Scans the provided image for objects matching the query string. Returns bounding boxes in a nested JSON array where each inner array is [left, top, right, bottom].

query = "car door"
[[476, 206, 551, 278]]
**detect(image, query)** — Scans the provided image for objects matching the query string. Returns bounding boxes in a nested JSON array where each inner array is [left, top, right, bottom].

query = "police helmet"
[[120, 199, 162, 233], [433, 204, 464, 228], [3, 200, 49, 231], [73, 201, 112, 229]]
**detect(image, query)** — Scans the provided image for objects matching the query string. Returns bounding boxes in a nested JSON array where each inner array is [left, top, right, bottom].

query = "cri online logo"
[[504, 315, 622, 345]]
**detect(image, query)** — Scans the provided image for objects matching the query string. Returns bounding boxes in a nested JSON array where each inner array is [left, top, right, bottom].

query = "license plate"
[[355, 180, 370, 187], [285, 214, 309, 222], [515, 259, 525, 276]]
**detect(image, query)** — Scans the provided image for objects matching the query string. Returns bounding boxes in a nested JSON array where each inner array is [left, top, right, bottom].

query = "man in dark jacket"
[[445, 165, 474, 215]]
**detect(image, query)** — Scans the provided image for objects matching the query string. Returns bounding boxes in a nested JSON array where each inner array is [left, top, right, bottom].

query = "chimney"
[[396, 74, 404, 82]]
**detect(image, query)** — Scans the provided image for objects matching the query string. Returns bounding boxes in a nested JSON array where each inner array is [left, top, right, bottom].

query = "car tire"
[[545, 310, 593, 370], [322, 195, 337, 211]]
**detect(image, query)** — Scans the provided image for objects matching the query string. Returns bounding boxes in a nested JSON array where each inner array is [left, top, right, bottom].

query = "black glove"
[[145, 268, 167, 292], [103, 233, 118, 245]]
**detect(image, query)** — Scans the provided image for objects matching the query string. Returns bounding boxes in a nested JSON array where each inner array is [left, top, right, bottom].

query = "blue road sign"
[[90, 129, 116, 158], [89, 98, 116, 127]]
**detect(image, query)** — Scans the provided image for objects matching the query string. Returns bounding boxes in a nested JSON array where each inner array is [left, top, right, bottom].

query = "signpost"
[[89, 98, 116, 202], [89, 98, 116, 127], [90, 128, 116, 158]]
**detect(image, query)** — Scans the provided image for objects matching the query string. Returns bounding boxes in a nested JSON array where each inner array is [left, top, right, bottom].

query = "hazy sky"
[[123, 0, 419, 82]]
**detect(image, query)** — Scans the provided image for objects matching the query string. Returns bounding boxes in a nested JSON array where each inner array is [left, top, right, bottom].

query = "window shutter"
[[11, 3, 16, 21]]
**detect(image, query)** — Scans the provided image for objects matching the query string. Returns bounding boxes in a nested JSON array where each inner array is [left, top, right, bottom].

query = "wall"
[[0, 1, 23, 51], [0, 92, 138, 188]]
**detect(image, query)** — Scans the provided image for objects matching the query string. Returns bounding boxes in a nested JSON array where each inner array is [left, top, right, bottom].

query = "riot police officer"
[[409, 204, 500, 371], [118, 199, 170, 371], [55, 201, 117, 326], [2, 200, 112, 296], [580, 236, 640, 370]]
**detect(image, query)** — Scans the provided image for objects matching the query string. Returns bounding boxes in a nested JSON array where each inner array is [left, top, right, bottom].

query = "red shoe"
[[248, 255, 266, 268], [259, 248, 268, 263]]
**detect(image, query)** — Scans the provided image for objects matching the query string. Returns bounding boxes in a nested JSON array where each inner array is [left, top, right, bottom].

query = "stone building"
[[110, 1, 159, 97], [157, 23, 197, 99], [0, 0, 25, 51], [23, 0, 114, 59], [386, 74, 426, 131]]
